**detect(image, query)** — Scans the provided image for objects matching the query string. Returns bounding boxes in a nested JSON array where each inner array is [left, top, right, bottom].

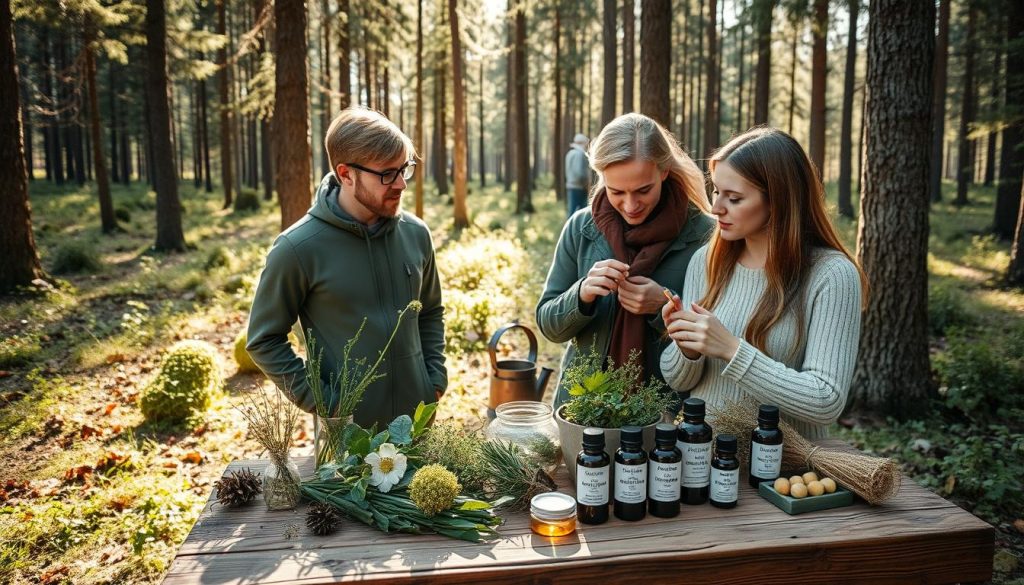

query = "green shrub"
[[51, 241, 102, 274], [233, 331, 260, 373], [234, 189, 261, 212], [935, 328, 1024, 425], [114, 206, 132, 223], [141, 340, 222, 423], [928, 283, 974, 337], [203, 246, 236, 272]]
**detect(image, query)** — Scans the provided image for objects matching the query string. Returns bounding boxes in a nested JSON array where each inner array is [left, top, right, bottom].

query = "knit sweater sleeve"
[[720, 255, 862, 427], [660, 246, 709, 391]]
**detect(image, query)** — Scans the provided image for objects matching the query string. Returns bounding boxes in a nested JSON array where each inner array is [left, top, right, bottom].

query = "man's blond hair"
[[324, 107, 416, 173]]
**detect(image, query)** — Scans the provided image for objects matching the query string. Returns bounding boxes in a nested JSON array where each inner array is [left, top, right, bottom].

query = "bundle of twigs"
[[710, 400, 901, 505]]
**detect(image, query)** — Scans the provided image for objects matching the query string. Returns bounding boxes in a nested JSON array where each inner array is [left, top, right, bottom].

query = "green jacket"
[[536, 206, 714, 410], [247, 173, 447, 429]]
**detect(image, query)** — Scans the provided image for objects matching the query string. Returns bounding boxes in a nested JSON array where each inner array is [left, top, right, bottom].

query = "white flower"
[[365, 443, 407, 493]]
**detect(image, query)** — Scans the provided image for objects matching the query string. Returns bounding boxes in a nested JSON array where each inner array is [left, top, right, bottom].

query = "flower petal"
[[377, 474, 396, 493], [378, 443, 397, 458], [365, 452, 381, 467], [369, 469, 385, 486], [392, 454, 408, 477]]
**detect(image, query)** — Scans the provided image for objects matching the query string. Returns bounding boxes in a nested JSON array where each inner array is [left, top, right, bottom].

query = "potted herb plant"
[[553, 348, 674, 484]]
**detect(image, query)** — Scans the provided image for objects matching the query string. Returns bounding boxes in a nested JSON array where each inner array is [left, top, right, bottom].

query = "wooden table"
[[162, 440, 994, 584]]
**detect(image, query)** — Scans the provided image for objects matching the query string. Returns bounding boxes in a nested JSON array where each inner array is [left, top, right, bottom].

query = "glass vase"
[[314, 414, 354, 468], [263, 457, 301, 511]]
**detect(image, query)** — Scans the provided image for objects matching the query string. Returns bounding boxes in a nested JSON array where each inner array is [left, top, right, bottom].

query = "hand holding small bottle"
[[664, 301, 741, 362]]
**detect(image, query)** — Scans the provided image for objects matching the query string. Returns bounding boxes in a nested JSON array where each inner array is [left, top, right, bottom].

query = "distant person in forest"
[[538, 113, 715, 412], [246, 108, 447, 430], [565, 133, 592, 217], [661, 127, 867, 440]]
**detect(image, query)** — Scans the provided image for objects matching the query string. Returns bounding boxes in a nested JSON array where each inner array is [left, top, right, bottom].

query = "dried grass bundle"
[[710, 400, 901, 505]]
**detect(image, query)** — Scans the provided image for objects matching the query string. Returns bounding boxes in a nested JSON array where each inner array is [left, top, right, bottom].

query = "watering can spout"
[[535, 367, 554, 400]]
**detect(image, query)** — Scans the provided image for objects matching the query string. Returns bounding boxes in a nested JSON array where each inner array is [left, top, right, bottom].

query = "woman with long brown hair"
[[538, 113, 715, 410], [661, 127, 867, 439]]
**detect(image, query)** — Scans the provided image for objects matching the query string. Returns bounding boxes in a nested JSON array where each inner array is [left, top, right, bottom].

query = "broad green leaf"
[[457, 499, 492, 511], [370, 430, 390, 451], [412, 402, 438, 438], [388, 415, 414, 445]]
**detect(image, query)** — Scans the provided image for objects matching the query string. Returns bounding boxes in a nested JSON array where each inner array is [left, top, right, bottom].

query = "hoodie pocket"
[[404, 261, 423, 302]]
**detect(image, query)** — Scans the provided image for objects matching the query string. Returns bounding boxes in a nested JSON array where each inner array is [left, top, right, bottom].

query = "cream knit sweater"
[[660, 244, 862, 440]]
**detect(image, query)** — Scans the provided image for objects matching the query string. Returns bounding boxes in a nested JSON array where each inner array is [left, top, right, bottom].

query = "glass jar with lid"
[[484, 401, 562, 472]]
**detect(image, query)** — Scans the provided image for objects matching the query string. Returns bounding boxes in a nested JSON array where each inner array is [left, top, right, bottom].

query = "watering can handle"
[[487, 322, 539, 369]]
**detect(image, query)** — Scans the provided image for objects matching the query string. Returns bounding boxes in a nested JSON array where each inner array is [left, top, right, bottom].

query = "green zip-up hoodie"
[[536, 205, 714, 410], [247, 173, 447, 429]]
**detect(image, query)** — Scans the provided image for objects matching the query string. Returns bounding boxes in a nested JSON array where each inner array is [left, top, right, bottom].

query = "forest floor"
[[0, 177, 1021, 584]]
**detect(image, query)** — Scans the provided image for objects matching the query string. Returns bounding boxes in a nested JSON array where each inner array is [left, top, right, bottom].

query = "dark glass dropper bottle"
[[613, 426, 648, 521], [678, 397, 713, 505], [748, 404, 784, 488], [647, 423, 682, 518], [576, 427, 610, 525]]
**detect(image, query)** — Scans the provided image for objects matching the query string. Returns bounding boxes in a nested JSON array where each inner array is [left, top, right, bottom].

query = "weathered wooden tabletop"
[[162, 439, 994, 584]]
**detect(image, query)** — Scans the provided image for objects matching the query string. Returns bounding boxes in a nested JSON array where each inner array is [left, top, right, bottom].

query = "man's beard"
[[353, 181, 403, 220]]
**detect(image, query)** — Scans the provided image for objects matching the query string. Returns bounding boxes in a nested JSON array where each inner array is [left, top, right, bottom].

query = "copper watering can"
[[487, 323, 554, 418]]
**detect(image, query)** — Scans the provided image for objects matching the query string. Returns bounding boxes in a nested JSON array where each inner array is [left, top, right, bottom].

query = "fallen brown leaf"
[[103, 403, 117, 416], [180, 450, 204, 465], [80, 424, 103, 440], [63, 465, 94, 483]]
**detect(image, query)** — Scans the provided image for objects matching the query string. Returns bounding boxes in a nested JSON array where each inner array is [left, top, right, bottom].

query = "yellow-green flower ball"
[[408, 464, 461, 516]]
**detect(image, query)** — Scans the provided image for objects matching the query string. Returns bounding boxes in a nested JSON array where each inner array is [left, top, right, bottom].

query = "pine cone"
[[305, 501, 341, 536], [214, 468, 262, 507]]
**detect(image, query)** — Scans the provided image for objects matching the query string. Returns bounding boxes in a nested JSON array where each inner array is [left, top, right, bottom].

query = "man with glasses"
[[247, 108, 447, 429]]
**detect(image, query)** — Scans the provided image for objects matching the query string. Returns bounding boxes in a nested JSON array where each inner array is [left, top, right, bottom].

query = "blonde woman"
[[661, 127, 867, 439], [537, 113, 715, 410]]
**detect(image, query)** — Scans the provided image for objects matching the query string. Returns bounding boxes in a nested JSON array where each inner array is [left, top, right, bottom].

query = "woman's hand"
[[664, 302, 741, 361], [617, 276, 666, 315], [580, 259, 630, 304]]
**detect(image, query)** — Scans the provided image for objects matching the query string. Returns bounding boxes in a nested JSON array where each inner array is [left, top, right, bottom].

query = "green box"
[[758, 481, 854, 515]]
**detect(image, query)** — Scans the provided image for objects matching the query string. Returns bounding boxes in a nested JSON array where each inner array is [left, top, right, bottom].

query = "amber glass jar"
[[530, 492, 577, 537]]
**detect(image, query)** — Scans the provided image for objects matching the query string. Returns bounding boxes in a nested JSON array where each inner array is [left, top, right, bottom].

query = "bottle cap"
[[582, 427, 605, 449], [758, 404, 780, 424], [683, 397, 706, 418], [531, 492, 577, 521], [620, 426, 643, 447], [655, 423, 676, 444], [716, 433, 737, 453]]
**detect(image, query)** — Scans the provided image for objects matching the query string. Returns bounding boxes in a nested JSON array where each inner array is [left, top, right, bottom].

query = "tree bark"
[[504, 0, 515, 193], [145, 0, 186, 251], [553, 2, 564, 201], [449, 0, 469, 228], [852, 0, 934, 418], [995, 0, 1023, 240], [479, 58, 486, 188], [0, 0, 45, 291], [84, 23, 117, 234], [432, 15, 449, 197], [274, 0, 312, 230], [640, 0, 671, 127], [514, 0, 532, 213], [954, 2, 976, 207], [415, 0, 424, 217], [217, 0, 233, 208], [338, 0, 351, 110], [929, 0, 950, 203], [602, 0, 617, 127], [737, 0, 746, 132], [703, 0, 719, 160], [838, 0, 858, 218], [809, 0, 827, 175], [623, 0, 635, 113], [1008, 180, 1024, 285], [753, 0, 773, 124]]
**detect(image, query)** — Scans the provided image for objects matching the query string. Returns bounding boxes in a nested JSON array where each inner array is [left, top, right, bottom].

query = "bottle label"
[[679, 440, 712, 488], [750, 441, 783, 478], [576, 464, 610, 506], [648, 461, 681, 502], [710, 467, 739, 503], [614, 461, 648, 504]]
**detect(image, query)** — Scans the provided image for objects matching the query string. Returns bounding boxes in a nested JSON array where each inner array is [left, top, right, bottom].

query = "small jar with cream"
[[529, 492, 577, 537]]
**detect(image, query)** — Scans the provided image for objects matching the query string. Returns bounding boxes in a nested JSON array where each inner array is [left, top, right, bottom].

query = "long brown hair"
[[701, 127, 867, 354]]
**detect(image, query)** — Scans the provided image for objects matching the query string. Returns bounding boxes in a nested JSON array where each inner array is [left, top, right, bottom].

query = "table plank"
[[163, 440, 994, 584]]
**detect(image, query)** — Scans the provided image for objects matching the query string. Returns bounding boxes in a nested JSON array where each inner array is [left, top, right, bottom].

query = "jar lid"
[[530, 492, 577, 521]]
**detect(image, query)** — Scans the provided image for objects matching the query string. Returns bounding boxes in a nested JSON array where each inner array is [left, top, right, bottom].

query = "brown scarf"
[[592, 179, 689, 381]]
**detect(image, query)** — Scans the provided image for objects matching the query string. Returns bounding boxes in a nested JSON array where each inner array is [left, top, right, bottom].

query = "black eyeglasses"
[[345, 160, 416, 185]]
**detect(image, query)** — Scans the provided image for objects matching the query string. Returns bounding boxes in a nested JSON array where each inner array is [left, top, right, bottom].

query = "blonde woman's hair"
[[324, 107, 416, 173], [588, 112, 711, 214]]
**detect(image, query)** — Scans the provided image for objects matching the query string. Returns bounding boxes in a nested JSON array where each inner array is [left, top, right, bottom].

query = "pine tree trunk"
[[1008, 181, 1024, 285], [694, 0, 704, 152], [504, 0, 514, 193], [338, 0, 351, 110], [479, 58, 485, 188], [703, 0, 719, 160], [809, 0, 827, 176], [602, 0, 617, 127], [786, 17, 797, 135], [852, 0, 934, 418], [109, 63, 120, 184], [754, 0, 773, 124], [415, 0, 424, 217], [954, 3, 976, 207], [449, 0, 469, 228], [514, 0, 532, 213], [433, 21, 449, 197], [146, 0, 186, 251], [320, 0, 331, 177], [274, 0, 312, 230], [217, 0, 233, 208], [84, 24, 117, 234], [995, 0, 1022, 240], [553, 3, 564, 201], [0, 0, 44, 291], [737, 0, 745, 132], [640, 0, 671, 127], [837, 0, 858, 218], [929, 0, 950, 203], [623, 0, 635, 113], [20, 60, 32, 181]]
